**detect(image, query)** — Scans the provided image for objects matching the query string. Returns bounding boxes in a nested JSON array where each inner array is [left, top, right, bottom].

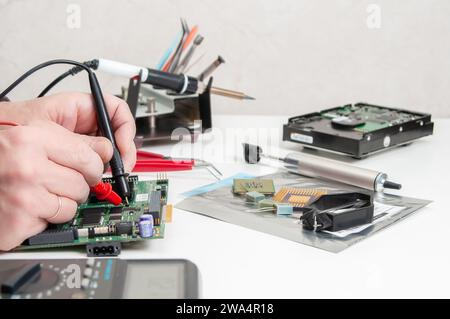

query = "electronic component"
[[233, 179, 275, 195], [80, 208, 104, 227], [301, 193, 373, 232], [146, 190, 162, 225], [283, 103, 434, 158], [86, 242, 121, 257], [109, 214, 123, 222], [149, 211, 161, 226], [16, 176, 168, 255], [246, 202, 293, 215], [139, 215, 154, 238], [245, 191, 265, 203], [116, 222, 133, 236], [275, 204, 293, 216], [109, 207, 123, 222], [24, 229, 76, 246], [259, 199, 275, 209], [273, 187, 328, 208], [148, 191, 162, 213], [110, 207, 123, 215]]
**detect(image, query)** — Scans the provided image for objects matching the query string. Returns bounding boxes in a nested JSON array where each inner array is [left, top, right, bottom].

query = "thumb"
[[79, 135, 113, 164]]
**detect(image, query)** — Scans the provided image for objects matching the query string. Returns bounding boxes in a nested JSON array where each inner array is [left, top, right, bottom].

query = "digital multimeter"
[[0, 259, 199, 299]]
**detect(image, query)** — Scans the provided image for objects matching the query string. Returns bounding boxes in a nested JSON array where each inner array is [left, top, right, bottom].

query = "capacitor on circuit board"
[[139, 215, 154, 238]]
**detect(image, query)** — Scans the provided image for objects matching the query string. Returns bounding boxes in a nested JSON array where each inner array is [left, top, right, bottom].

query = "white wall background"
[[1, 0, 449, 117]]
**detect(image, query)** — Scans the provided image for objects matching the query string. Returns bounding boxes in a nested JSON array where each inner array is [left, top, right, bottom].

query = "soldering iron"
[[37, 58, 204, 98]]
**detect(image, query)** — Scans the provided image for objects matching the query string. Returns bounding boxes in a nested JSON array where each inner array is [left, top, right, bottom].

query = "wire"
[[0, 59, 93, 100], [38, 70, 75, 97], [37, 60, 98, 98]]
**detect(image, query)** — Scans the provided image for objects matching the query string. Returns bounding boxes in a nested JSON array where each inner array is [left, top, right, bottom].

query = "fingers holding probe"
[[22, 92, 137, 173], [1, 122, 113, 224]]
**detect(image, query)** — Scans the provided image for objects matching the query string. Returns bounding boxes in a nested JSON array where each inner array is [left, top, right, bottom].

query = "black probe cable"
[[0, 59, 131, 202], [0, 60, 92, 100], [37, 60, 98, 98]]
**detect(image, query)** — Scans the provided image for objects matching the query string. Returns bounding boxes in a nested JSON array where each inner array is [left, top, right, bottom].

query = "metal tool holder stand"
[[123, 74, 213, 145]]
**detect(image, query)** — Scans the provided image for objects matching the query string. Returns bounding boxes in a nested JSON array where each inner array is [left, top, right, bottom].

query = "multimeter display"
[[123, 262, 186, 299]]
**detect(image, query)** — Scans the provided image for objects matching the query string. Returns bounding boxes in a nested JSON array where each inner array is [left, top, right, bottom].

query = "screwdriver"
[[243, 143, 402, 192]]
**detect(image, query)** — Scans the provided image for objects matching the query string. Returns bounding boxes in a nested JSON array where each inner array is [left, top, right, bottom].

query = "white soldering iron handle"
[[97, 59, 149, 82], [284, 152, 386, 191]]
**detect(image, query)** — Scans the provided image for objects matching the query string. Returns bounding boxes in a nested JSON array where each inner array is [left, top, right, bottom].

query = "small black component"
[[115, 222, 133, 236], [302, 193, 374, 232], [109, 207, 123, 222], [88, 227, 95, 239], [109, 214, 122, 221], [148, 191, 162, 214], [149, 212, 161, 226], [81, 208, 103, 226], [25, 229, 76, 246], [110, 207, 123, 215], [86, 242, 121, 257]]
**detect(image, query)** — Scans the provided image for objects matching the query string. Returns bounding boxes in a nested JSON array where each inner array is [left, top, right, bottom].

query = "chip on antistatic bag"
[[233, 179, 275, 195]]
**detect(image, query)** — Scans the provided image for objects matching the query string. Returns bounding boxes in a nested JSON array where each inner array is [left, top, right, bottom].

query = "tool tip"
[[194, 34, 204, 44], [383, 180, 402, 190], [242, 143, 263, 164], [244, 95, 255, 100], [124, 197, 130, 206]]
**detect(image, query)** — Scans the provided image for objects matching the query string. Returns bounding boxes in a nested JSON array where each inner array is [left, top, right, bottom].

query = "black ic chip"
[[80, 208, 104, 226]]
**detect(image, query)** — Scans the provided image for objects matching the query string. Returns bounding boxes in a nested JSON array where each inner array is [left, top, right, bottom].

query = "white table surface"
[[1, 115, 449, 299]]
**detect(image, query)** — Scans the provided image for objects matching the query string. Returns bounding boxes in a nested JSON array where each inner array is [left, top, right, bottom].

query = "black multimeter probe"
[[88, 72, 131, 203]]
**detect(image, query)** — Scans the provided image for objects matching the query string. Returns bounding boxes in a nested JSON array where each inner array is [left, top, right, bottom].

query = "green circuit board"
[[16, 176, 169, 251], [321, 104, 420, 133]]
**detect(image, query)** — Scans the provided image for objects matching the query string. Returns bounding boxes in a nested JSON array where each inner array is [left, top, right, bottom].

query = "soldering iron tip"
[[244, 95, 256, 100], [124, 197, 130, 206]]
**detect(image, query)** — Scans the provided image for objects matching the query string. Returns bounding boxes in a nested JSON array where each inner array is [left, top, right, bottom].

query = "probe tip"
[[244, 95, 255, 100], [383, 180, 402, 190]]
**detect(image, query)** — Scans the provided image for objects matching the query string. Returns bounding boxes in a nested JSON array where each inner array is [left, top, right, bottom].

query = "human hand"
[[0, 92, 136, 172], [0, 121, 113, 251]]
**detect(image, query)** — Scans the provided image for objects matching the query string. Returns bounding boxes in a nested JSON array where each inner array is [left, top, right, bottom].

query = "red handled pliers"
[[133, 150, 195, 173]]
